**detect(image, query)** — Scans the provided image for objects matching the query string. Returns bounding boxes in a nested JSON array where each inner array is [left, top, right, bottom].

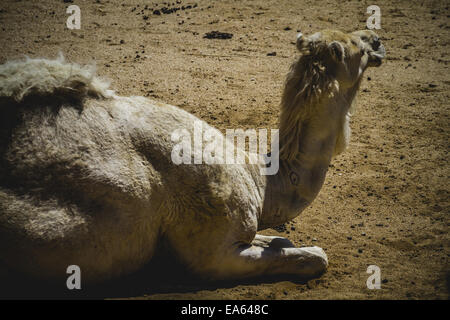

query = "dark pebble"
[[203, 31, 233, 39]]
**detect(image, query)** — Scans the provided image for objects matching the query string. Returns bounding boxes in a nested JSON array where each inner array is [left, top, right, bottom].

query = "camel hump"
[[0, 54, 115, 105]]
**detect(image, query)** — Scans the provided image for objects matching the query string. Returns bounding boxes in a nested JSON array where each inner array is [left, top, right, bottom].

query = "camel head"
[[296, 29, 386, 89], [279, 29, 386, 162]]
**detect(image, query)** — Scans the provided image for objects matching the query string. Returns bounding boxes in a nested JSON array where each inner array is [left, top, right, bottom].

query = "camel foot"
[[202, 234, 328, 280]]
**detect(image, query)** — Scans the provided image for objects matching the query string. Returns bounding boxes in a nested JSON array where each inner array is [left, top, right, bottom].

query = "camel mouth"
[[368, 44, 386, 67]]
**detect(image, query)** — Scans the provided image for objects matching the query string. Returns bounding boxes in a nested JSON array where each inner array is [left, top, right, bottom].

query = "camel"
[[0, 29, 385, 284]]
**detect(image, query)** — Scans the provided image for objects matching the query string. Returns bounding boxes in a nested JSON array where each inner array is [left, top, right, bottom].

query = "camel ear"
[[296, 33, 311, 51], [329, 41, 345, 62]]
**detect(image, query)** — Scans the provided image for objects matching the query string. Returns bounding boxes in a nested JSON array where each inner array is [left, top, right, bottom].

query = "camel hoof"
[[302, 246, 328, 273], [283, 246, 328, 277]]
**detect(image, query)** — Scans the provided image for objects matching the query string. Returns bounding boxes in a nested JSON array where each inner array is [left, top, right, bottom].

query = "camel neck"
[[258, 96, 345, 230]]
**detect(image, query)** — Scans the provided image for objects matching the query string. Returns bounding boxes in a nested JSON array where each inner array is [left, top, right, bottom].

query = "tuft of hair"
[[279, 44, 339, 161], [0, 54, 114, 104]]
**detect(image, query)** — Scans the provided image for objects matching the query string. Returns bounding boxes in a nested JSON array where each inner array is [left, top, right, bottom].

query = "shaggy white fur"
[[0, 54, 114, 102]]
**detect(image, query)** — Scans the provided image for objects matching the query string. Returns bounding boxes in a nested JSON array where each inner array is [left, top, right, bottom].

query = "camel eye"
[[289, 171, 299, 186]]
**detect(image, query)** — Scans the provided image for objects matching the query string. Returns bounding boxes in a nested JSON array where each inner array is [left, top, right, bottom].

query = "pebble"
[[203, 31, 233, 39]]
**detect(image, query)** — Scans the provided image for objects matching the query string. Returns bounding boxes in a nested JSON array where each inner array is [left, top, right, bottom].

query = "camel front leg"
[[207, 234, 328, 280], [166, 218, 327, 280]]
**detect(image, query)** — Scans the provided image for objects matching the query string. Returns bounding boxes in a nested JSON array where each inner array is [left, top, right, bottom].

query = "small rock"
[[402, 43, 413, 49], [203, 31, 233, 39], [267, 52, 277, 56]]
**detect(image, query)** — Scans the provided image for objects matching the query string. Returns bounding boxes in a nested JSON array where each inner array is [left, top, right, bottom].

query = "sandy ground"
[[0, 0, 448, 299]]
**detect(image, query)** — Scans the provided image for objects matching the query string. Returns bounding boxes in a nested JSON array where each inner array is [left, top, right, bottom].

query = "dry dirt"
[[0, 0, 448, 299]]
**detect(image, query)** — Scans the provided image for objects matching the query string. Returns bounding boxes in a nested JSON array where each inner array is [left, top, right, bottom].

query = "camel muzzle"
[[368, 43, 386, 67]]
